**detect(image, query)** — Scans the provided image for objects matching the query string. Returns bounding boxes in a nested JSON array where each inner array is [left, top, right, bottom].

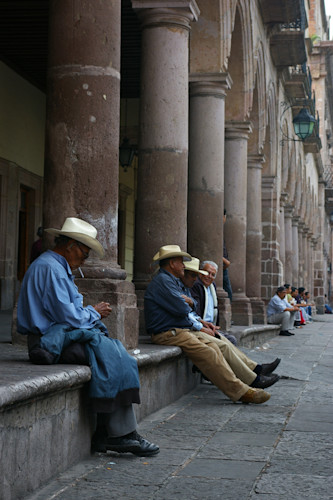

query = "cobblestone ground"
[[26, 317, 333, 500]]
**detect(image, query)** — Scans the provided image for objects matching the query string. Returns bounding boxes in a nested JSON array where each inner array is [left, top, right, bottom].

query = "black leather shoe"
[[279, 330, 293, 336], [129, 431, 160, 457], [94, 430, 159, 457], [261, 358, 281, 375], [251, 373, 280, 389]]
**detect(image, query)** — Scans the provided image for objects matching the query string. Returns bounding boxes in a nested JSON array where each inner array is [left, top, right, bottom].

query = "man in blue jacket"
[[17, 217, 159, 457]]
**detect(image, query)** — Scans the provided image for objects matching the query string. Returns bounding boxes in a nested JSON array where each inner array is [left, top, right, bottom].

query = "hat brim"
[[185, 268, 209, 275], [45, 228, 104, 258], [153, 251, 192, 262]]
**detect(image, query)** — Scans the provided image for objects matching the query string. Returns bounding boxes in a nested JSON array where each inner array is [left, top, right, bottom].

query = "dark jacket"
[[191, 279, 219, 325]]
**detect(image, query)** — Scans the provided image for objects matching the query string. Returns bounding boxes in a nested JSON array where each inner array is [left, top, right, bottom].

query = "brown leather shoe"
[[239, 388, 271, 404]]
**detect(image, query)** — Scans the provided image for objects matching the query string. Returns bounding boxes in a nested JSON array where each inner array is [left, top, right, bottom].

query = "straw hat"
[[184, 257, 208, 275], [153, 245, 191, 262], [45, 217, 104, 258]]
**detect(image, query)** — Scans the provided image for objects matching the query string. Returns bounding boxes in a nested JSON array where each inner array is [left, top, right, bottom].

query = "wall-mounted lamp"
[[292, 108, 316, 141], [280, 101, 317, 144], [119, 137, 135, 172]]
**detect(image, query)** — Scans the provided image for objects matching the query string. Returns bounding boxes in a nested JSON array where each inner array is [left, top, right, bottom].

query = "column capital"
[[311, 236, 318, 247], [132, 0, 199, 29], [189, 72, 232, 98], [292, 216, 300, 227], [280, 191, 289, 206], [225, 121, 252, 140], [247, 153, 265, 169], [284, 205, 294, 218], [298, 222, 305, 233]]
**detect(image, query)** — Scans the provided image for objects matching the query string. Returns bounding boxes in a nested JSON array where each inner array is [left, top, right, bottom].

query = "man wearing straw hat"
[[17, 217, 159, 457], [180, 258, 280, 390], [144, 245, 272, 404]]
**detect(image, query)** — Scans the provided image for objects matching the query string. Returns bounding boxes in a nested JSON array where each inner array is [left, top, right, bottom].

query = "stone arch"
[[248, 41, 266, 155], [281, 120, 292, 195], [294, 159, 303, 216], [262, 82, 277, 176], [287, 144, 297, 204], [225, 0, 255, 120]]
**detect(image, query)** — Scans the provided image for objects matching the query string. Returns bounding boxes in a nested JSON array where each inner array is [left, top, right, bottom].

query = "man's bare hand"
[[201, 320, 216, 331], [200, 326, 215, 337], [93, 302, 112, 318], [181, 294, 194, 308]]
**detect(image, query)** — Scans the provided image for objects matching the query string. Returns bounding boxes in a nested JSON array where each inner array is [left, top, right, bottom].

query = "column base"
[[231, 295, 253, 326], [249, 298, 267, 324], [78, 278, 139, 349], [217, 288, 232, 331], [135, 288, 148, 337]]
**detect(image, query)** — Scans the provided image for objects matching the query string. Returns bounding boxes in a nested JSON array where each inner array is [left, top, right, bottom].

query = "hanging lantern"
[[292, 108, 316, 141]]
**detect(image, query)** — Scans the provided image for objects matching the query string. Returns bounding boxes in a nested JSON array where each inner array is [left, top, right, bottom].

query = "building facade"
[[1, 0, 333, 346]]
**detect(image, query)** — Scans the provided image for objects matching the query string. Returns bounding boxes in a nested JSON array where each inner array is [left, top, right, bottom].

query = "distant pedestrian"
[[30, 226, 44, 263]]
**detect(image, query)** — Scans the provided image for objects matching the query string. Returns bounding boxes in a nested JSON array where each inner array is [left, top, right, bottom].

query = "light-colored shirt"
[[204, 286, 215, 322], [188, 311, 203, 331], [266, 294, 290, 317], [17, 250, 101, 335]]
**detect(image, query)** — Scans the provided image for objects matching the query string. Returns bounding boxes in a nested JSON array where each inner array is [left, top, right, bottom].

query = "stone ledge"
[[230, 324, 281, 347], [0, 342, 185, 412], [0, 341, 196, 499]]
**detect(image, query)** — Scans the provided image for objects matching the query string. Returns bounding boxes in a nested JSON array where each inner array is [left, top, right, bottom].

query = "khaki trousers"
[[191, 331, 257, 385], [152, 328, 249, 402]]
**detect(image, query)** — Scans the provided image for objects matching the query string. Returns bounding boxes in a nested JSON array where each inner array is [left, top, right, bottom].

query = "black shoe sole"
[[252, 376, 280, 389]]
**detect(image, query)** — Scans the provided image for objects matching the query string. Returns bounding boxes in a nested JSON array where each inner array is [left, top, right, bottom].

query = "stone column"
[[246, 154, 266, 323], [279, 193, 288, 278], [292, 217, 300, 286], [132, 1, 199, 332], [43, 0, 138, 348], [298, 222, 305, 286], [188, 73, 232, 330], [261, 176, 282, 301], [284, 207, 293, 283], [224, 122, 253, 325], [279, 206, 286, 277], [303, 227, 309, 287], [313, 182, 326, 313]]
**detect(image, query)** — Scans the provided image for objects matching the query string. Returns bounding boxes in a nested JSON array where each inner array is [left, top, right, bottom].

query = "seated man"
[[325, 294, 333, 314], [180, 258, 280, 389], [145, 244, 274, 404], [304, 291, 314, 321], [191, 259, 237, 345], [17, 217, 159, 457], [267, 286, 298, 336]]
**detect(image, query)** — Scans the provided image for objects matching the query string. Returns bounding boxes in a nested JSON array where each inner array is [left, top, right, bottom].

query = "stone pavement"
[[25, 317, 333, 500]]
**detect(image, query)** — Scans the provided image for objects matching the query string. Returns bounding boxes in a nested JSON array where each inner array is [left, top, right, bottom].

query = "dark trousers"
[[223, 268, 232, 302]]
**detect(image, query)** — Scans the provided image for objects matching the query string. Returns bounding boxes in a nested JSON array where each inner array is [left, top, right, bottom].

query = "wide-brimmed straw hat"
[[45, 217, 104, 258], [184, 257, 208, 275], [153, 245, 191, 262]]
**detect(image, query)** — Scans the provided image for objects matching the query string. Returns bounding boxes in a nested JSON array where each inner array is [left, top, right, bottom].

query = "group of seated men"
[[267, 284, 314, 336], [145, 245, 281, 404], [17, 217, 282, 458]]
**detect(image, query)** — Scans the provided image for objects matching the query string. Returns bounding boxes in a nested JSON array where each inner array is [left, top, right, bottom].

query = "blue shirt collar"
[[47, 250, 73, 279]]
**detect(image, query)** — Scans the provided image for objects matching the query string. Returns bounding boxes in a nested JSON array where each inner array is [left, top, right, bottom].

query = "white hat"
[[45, 217, 104, 258], [184, 257, 208, 275], [153, 245, 191, 262]]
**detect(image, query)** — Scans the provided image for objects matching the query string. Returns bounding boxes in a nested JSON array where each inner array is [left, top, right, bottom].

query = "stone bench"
[[0, 342, 197, 500]]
